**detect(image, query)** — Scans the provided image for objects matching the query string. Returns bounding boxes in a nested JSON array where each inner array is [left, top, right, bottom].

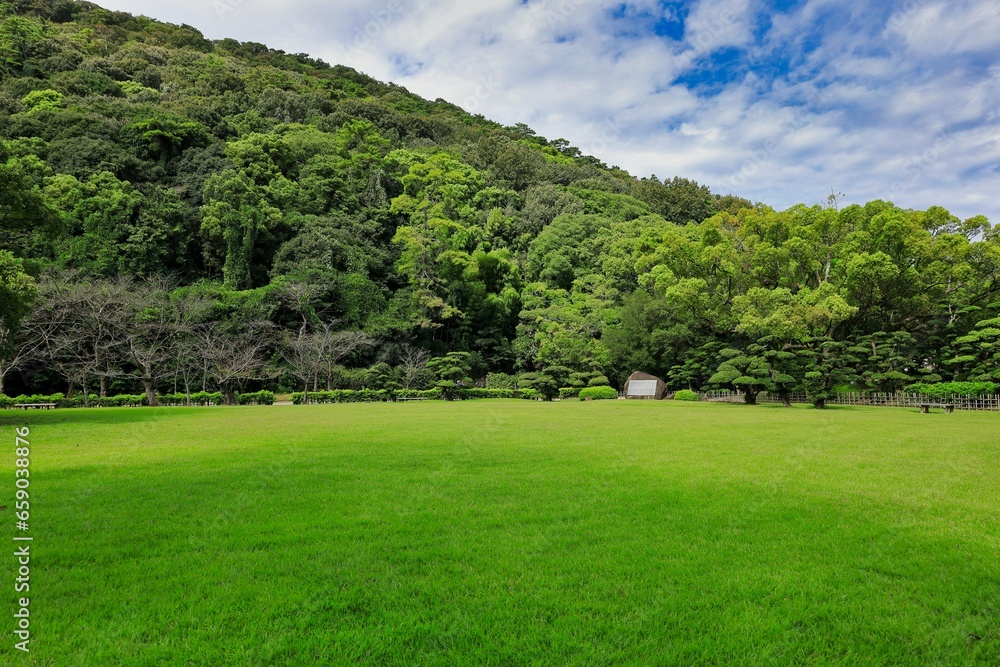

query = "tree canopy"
[[0, 0, 998, 403]]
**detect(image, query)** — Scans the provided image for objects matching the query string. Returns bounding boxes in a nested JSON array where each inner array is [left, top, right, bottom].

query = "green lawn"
[[2, 400, 998, 665]]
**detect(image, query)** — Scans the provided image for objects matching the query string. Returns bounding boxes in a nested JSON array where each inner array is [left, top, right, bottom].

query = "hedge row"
[[0, 390, 274, 408], [395, 389, 444, 400], [485, 373, 519, 391], [904, 382, 999, 398], [0, 393, 146, 409], [291, 390, 393, 404], [578, 386, 619, 400], [235, 391, 276, 406], [291, 388, 543, 404], [160, 392, 223, 406], [456, 388, 541, 400]]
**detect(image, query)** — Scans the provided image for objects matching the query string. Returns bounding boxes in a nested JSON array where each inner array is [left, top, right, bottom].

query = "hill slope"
[[0, 0, 998, 398]]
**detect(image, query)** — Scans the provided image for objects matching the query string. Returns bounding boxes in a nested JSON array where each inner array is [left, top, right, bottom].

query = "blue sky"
[[99, 0, 1000, 221]]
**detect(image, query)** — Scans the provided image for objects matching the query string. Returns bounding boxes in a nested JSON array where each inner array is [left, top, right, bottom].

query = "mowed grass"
[[1, 400, 998, 666]]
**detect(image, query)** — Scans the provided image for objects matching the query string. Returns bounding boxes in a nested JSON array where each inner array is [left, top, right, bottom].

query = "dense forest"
[[1, 0, 999, 405]]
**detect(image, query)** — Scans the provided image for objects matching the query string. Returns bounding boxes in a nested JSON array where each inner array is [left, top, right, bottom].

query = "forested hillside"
[[1, 0, 998, 404]]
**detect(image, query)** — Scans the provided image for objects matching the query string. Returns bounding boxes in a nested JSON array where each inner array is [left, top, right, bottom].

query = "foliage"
[[455, 388, 532, 400], [394, 388, 443, 400], [0, 2, 997, 401], [236, 390, 276, 405], [486, 372, 519, 390], [904, 382, 999, 399], [673, 389, 699, 401], [578, 386, 618, 400], [291, 389, 391, 404], [0, 391, 245, 408]]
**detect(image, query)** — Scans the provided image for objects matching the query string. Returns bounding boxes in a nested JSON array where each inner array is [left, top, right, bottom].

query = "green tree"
[[0, 249, 36, 346], [426, 351, 473, 399], [949, 316, 1000, 382], [201, 170, 284, 289], [708, 346, 772, 404], [798, 338, 861, 408]]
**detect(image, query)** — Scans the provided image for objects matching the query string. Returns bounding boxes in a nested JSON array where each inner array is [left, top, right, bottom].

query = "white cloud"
[[886, 0, 1000, 56], [88, 0, 1000, 220]]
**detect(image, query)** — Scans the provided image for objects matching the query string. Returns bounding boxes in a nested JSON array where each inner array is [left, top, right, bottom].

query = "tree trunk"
[[743, 391, 758, 405], [99, 376, 107, 399], [142, 379, 159, 407], [302, 381, 309, 405], [814, 398, 826, 409], [222, 386, 237, 406], [67, 382, 75, 399], [780, 391, 792, 408], [0, 371, 5, 396]]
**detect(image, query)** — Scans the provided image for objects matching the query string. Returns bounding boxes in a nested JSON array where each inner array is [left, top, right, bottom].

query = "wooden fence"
[[698, 390, 1000, 411]]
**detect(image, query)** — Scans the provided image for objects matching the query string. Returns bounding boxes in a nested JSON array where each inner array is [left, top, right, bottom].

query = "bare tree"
[[276, 280, 327, 336], [0, 322, 43, 396], [80, 279, 132, 398], [24, 278, 129, 404], [121, 279, 182, 406], [281, 330, 324, 401], [316, 325, 372, 390], [397, 344, 430, 389], [167, 290, 214, 404], [195, 319, 273, 405]]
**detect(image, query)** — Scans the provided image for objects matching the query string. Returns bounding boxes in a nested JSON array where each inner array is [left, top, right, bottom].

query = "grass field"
[[1, 400, 998, 665]]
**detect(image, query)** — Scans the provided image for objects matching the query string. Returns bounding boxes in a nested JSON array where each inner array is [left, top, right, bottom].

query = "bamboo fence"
[[698, 390, 1000, 411]]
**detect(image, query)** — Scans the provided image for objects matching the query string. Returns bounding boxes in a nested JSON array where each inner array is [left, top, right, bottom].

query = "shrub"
[[189, 391, 225, 406], [518, 372, 559, 400], [559, 387, 580, 400], [486, 372, 519, 390], [587, 375, 611, 387], [395, 388, 443, 400], [904, 382, 998, 399], [456, 388, 519, 400], [518, 388, 542, 400], [579, 386, 618, 401], [160, 393, 190, 406], [0, 391, 244, 409], [292, 389, 392, 404], [95, 394, 146, 407], [237, 390, 275, 405], [674, 389, 699, 401]]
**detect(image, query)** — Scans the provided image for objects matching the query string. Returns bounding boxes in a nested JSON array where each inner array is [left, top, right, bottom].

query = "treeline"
[[0, 1, 999, 405]]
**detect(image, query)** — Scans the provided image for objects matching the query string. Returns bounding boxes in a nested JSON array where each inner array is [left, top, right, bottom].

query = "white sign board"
[[627, 380, 658, 397]]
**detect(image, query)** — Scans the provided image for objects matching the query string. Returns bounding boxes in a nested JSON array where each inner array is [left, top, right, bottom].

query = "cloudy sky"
[[98, 0, 1000, 221]]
